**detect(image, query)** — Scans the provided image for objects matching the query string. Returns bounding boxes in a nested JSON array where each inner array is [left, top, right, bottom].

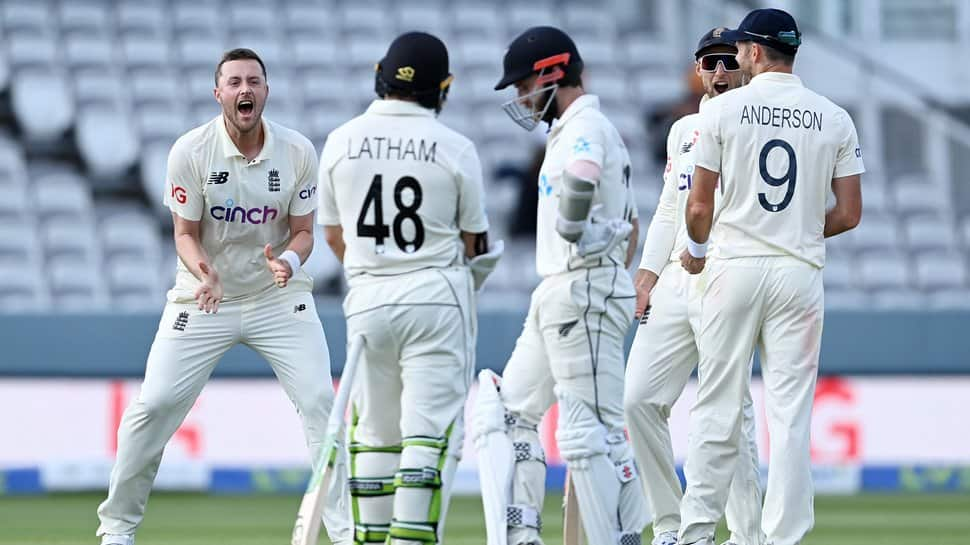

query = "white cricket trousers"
[[679, 257, 823, 545], [96, 287, 352, 544], [624, 263, 763, 545]]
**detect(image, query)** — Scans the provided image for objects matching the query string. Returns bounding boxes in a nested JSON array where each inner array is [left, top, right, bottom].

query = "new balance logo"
[[172, 311, 189, 331], [267, 169, 281, 192], [294, 304, 307, 313], [558, 320, 578, 338], [637, 306, 652, 325], [207, 171, 229, 184], [680, 141, 694, 154]]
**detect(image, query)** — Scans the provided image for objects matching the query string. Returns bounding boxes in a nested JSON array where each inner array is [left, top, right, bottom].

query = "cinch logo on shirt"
[[209, 199, 279, 224], [299, 185, 317, 200]]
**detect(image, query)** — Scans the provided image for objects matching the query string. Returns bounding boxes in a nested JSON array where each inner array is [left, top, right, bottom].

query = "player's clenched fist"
[[195, 262, 223, 313], [679, 249, 706, 275], [264, 244, 292, 288]]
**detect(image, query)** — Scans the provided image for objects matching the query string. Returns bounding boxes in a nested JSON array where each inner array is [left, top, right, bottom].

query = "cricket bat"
[[563, 470, 586, 545], [291, 335, 365, 545]]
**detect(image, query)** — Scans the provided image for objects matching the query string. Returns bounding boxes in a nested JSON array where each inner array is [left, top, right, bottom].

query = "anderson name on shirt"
[[740, 104, 822, 131]]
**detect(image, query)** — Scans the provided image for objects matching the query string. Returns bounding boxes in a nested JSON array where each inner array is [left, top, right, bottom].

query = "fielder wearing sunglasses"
[[698, 53, 741, 72]]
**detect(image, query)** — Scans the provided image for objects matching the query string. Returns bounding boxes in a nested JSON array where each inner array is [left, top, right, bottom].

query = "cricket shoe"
[[100, 535, 134, 545], [652, 530, 678, 545]]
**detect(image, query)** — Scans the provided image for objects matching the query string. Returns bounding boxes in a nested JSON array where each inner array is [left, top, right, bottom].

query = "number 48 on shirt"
[[356, 174, 426, 254]]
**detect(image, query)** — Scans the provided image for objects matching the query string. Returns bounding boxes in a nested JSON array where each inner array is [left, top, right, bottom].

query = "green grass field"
[[3, 493, 969, 544]]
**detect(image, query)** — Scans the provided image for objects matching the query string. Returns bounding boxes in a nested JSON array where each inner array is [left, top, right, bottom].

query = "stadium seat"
[[178, 37, 227, 70], [11, 69, 74, 142], [130, 69, 180, 109], [893, 179, 951, 217], [340, 4, 391, 37], [454, 36, 505, 71], [122, 36, 174, 71], [345, 39, 388, 71], [0, 222, 39, 262], [870, 289, 925, 310], [75, 107, 140, 180], [0, 263, 49, 313], [284, 2, 339, 38], [59, 2, 111, 36], [623, 32, 680, 70], [859, 253, 910, 289], [451, 3, 503, 39], [73, 69, 127, 108], [2, 1, 52, 35], [33, 173, 94, 222], [301, 68, 349, 109], [861, 181, 889, 215], [914, 252, 967, 291], [562, 4, 617, 36], [824, 257, 854, 289], [307, 106, 351, 143], [173, 2, 223, 38], [139, 142, 172, 222], [7, 33, 59, 70], [40, 221, 100, 261], [823, 288, 870, 309], [394, 3, 449, 35], [101, 213, 163, 262], [848, 213, 901, 254], [292, 38, 339, 72], [115, 2, 168, 38], [47, 255, 103, 297], [632, 73, 686, 107], [584, 69, 629, 104], [135, 105, 188, 143], [927, 289, 970, 309], [106, 258, 163, 299], [904, 215, 958, 254], [506, 4, 560, 32], [228, 4, 278, 36], [577, 39, 620, 67], [226, 36, 285, 68]]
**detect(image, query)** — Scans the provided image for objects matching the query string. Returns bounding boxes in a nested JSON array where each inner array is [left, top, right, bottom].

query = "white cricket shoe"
[[100, 534, 134, 545], [652, 530, 678, 545]]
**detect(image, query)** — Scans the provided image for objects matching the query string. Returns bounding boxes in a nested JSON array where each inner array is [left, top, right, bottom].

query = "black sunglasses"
[[699, 54, 740, 72]]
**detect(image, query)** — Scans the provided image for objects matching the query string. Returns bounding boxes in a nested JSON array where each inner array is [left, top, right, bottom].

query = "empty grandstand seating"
[[0, 0, 966, 312]]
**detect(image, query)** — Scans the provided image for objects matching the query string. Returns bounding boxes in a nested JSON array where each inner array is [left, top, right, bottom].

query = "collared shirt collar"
[[550, 94, 600, 135], [365, 99, 436, 117], [750, 71, 803, 87], [218, 116, 275, 164]]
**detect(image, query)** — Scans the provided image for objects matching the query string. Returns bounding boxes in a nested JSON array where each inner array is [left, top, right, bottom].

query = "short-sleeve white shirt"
[[163, 116, 319, 301], [317, 99, 488, 279], [693, 72, 865, 267], [537, 95, 637, 277]]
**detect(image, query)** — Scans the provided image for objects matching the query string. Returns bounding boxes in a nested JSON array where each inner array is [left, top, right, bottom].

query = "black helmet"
[[375, 31, 453, 114], [495, 26, 583, 91], [496, 26, 583, 131]]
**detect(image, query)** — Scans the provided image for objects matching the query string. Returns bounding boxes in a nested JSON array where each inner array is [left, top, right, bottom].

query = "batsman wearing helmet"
[[473, 26, 646, 545], [317, 32, 497, 545]]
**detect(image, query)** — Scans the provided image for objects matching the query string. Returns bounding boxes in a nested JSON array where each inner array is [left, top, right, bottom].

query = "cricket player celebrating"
[[624, 28, 764, 545], [317, 32, 498, 544], [677, 9, 864, 545], [474, 26, 646, 545], [96, 49, 352, 545]]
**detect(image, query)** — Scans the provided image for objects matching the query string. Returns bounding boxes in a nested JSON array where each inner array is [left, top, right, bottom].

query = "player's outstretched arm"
[[824, 174, 862, 238], [172, 212, 222, 313], [264, 212, 314, 288]]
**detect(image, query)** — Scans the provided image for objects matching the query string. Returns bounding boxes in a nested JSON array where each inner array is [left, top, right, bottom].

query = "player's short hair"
[[215, 48, 267, 86], [759, 43, 795, 66]]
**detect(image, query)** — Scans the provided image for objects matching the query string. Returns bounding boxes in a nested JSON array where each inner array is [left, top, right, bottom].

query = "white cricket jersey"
[[317, 99, 489, 279], [694, 72, 865, 267], [639, 97, 718, 276], [163, 116, 318, 302], [537, 94, 637, 277]]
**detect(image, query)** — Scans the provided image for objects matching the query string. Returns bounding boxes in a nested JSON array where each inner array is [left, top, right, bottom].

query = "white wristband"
[[279, 250, 301, 274], [686, 236, 708, 258]]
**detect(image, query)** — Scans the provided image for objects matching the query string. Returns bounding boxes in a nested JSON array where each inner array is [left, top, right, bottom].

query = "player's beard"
[[227, 103, 263, 135]]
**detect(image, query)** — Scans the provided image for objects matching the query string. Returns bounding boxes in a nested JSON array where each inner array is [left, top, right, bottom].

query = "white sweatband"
[[279, 250, 301, 274], [686, 236, 708, 258]]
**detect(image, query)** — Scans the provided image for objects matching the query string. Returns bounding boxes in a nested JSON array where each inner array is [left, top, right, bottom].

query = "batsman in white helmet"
[[474, 26, 647, 545], [623, 28, 764, 545], [317, 32, 498, 544]]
